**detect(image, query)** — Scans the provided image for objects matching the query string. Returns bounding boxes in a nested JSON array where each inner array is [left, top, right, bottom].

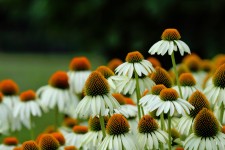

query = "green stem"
[[160, 113, 165, 150], [168, 114, 172, 150], [171, 52, 183, 99], [99, 115, 106, 138], [30, 116, 34, 140], [220, 103, 224, 125], [55, 107, 59, 131], [134, 70, 142, 120]]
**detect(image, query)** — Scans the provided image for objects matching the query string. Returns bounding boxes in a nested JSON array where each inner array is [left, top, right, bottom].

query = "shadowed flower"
[[173, 73, 198, 100], [75, 71, 120, 118], [68, 57, 92, 96], [65, 125, 88, 149], [115, 51, 155, 78], [0, 137, 19, 150], [37, 71, 79, 114], [149, 28, 190, 56], [98, 114, 138, 150], [81, 116, 108, 149], [204, 64, 225, 108], [150, 67, 173, 88], [38, 134, 59, 150], [107, 58, 123, 72], [177, 90, 210, 136], [21, 140, 39, 150], [13, 90, 43, 129], [137, 115, 168, 149], [184, 108, 225, 150]]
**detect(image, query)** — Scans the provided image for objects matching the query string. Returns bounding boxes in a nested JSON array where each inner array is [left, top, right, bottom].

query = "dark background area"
[[0, 0, 225, 66]]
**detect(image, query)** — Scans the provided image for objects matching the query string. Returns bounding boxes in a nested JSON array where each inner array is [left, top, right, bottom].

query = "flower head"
[[107, 58, 123, 72], [115, 51, 155, 78], [51, 132, 65, 146], [112, 93, 126, 105], [72, 125, 88, 134], [160, 88, 179, 101], [3, 137, 19, 146], [151, 67, 173, 88], [179, 73, 196, 87], [0, 79, 19, 96], [49, 71, 69, 89], [38, 134, 59, 150], [63, 117, 79, 129], [21, 140, 39, 150], [212, 63, 225, 88], [69, 57, 91, 71], [19, 90, 36, 102], [64, 146, 77, 150], [138, 115, 158, 133], [149, 28, 190, 56], [106, 114, 129, 135], [182, 54, 202, 72], [88, 116, 108, 132], [96, 66, 114, 79]]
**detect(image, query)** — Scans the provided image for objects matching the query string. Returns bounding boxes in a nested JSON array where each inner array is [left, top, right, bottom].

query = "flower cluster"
[[1, 28, 225, 150]]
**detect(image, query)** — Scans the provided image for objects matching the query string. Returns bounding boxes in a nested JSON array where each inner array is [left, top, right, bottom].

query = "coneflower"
[[81, 116, 108, 149], [184, 108, 225, 149], [68, 56, 92, 96], [38, 134, 59, 150], [0, 137, 19, 150], [98, 114, 138, 150], [21, 140, 39, 150], [147, 56, 162, 68], [37, 71, 79, 130], [137, 115, 168, 150], [107, 58, 123, 72], [173, 73, 198, 100], [178, 90, 210, 136], [65, 125, 88, 149]]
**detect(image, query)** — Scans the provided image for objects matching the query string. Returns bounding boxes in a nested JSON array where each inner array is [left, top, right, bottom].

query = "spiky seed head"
[[125, 51, 144, 63], [72, 125, 88, 134], [194, 108, 220, 137], [160, 88, 179, 101], [201, 59, 212, 72], [175, 147, 184, 150], [112, 93, 126, 105], [212, 64, 225, 88], [96, 66, 114, 79], [177, 64, 190, 76], [138, 115, 158, 133], [49, 71, 69, 89], [88, 116, 109, 131], [84, 71, 110, 96], [213, 54, 225, 69], [20, 90, 36, 102], [13, 147, 22, 150], [21, 140, 39, 150], [150, 67, 173, 88], [51, 132, 65, 146], [124, 97, 136, 105], [0, 79, 19, 96], [63, 117, 79, 128], [38, 134, 59, 150], [147, 57, 161, 68], [69, 57, 91, 71], [161, 28, 181, 41], [107, 58, 123, 72], [221, 126, 225, 134], [106, 114, 129, 135], [3, 137, 19, 146], [151, 84, 167, 95], [179, 73, 196, 86], [188, 90, 210, 118], [182, 54, 202, 72], [0, 92, 3, 103]]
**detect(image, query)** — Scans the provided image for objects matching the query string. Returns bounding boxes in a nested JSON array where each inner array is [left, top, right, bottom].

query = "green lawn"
[[0, 52, 106, 143]]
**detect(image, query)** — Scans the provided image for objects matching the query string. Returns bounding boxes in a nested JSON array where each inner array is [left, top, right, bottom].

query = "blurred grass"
[[0, 52, 106, 143]]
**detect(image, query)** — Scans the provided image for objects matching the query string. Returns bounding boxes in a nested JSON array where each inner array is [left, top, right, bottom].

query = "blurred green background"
[[0, 0, 225, 143]]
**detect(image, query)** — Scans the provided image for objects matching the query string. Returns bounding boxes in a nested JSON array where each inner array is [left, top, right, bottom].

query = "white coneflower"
[[115, 51, 155, 78], [0, 79, 20, 109], [98, 114, 138, 150], [65, 125, 88, 149], [137, 115, 168, 150], [38, 134, 60, 150], [37, 71, 79, 113], [173, 73, 198, 100], [184, 108, 225, 150], [81, 116, 108, 149], [67, 56, 92, 96], [21, 140, 39, 150], [13, 90, 43, 130], [177, 90, 210, 136], [149, 28, 190, 56], [0, 137, 20, 150], [75, 71, 120, 118], [0, 92, 12, 135]]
